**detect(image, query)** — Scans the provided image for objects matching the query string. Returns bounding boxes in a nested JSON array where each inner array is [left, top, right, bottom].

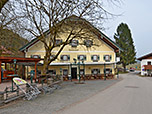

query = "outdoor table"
[[7, 74, 19, 91]]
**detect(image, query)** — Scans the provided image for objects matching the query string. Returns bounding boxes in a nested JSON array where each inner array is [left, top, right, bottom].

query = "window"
[[84, 40, 93, 47], [71, 40, 79, 47], [91, 69, 100, 75], [78, 55, 86, 61], [80, 69, 85, 75], [60, 55, 70, 61], [31, 55, 41, 58], [104, 55, 112, 62], [148, 61, 151, 65], [91, 55, 100, 62], [104, 68, 112, 74], [63, 69, 68, 76], [55, 39, 62, 46], [47, 70, 56, 75]]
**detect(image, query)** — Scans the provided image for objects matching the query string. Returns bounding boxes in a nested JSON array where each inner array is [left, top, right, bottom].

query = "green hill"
[[0, 29, 29, 56]]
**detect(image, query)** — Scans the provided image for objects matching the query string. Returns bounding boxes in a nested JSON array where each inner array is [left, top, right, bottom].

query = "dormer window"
[[31, 55, 41, 58], [60, 55, 70, 61], [55, 39, 62, 46], [104, 55, 112, 62], [71, 40, 79, 47], [91, 55, 100, 62], [84, 40, 93, 47]]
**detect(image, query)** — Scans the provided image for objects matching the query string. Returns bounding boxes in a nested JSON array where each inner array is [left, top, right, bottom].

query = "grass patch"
[[119, 71, 129, 74]]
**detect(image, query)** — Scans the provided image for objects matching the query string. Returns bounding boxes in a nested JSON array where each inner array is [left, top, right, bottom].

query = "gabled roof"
[[137, 52, 152, 61], [19, 15, 122, 52]]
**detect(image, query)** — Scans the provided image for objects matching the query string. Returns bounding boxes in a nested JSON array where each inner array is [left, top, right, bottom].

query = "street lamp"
[[13, 59, 17, 74]]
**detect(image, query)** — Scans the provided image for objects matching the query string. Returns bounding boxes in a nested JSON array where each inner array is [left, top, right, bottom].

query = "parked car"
[[130, 68, 135, 72]]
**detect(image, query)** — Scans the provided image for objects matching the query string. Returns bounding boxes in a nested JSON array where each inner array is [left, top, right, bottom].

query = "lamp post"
[[13, 59, 17, 74], [104, 63, 106, 80]]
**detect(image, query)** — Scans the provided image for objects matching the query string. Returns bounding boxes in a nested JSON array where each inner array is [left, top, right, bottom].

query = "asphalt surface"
[[56, 73, 152, 114]]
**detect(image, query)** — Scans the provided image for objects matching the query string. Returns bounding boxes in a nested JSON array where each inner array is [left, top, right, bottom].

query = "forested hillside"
[[0, 29, 28, 56]]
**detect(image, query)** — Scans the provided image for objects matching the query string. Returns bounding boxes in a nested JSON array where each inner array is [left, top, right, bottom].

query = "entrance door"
[[71, 68, 77, 79]]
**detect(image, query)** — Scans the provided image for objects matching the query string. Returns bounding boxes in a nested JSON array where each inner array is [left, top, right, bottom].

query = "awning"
[[49, 62, 116, 66]]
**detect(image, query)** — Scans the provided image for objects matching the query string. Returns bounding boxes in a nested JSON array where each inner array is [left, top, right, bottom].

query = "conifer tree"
[[114, 23, 136, 71]]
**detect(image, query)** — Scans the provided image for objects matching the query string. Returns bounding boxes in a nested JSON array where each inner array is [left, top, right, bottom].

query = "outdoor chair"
[[13, 77, 41, 100]]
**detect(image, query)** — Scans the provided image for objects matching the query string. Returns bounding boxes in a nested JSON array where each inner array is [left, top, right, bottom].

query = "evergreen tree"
[[114, 23, 136, 71]]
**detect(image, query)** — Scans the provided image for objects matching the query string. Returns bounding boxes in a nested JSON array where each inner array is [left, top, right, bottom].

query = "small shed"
[[0, 56, 42, 83]]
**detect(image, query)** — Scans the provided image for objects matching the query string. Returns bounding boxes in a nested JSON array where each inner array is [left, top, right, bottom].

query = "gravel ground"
[[0, 79, 120, 114]]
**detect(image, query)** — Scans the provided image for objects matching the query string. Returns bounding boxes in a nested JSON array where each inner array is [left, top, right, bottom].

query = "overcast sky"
[[103, 0, 152, 58]]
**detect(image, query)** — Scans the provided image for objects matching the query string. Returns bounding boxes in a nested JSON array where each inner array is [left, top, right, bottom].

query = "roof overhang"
[[0, 56, 42, 64], [49, 62, 116, 66], [137, 52, 152, 61]]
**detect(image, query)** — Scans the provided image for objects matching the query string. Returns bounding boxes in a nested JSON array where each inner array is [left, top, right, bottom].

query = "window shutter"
[[84, 55, 86, 60], [103, 55, 106, 60], [70, 40, 72, 45], [77, 40, 79, 45], [84, 40, 86, 45], [91, 56, 93, 60], [60, 55, 63, 60], [68, 55, 70, 60], [60, 39, 63, 43], [110, 55, 112, 60], [78, 55, 80, 60], [98, 55, 100, 60], [98, 69, 100, 74], [91, 69, 94, 74], [110, 69, 112, 73]]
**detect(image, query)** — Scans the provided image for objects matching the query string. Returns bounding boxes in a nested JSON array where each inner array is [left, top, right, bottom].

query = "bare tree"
[[11, 0, 121, 73]]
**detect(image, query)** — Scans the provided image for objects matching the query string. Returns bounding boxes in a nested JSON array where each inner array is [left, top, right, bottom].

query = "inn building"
[[20, 16, 121, 80]]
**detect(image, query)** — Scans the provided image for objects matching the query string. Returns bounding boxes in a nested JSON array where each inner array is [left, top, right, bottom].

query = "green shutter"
[[103, 55, 106, 60], [77, 40, 79, 45], [110, 55, 112, 60], [78, 55, 80, 60], [91, 69, 93, 74], [98, 55, 100, 60], [60, 55, 63, 60], [98, 69, 100, 74], [68, 55, 70, 60], [84, 55, 86, 60], [91, 56, 93, 60]]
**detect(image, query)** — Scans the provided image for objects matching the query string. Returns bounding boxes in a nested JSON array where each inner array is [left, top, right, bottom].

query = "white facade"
[[141, 59, 152, 75]]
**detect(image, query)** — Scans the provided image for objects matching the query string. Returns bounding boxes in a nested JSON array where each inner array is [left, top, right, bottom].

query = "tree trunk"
[[123, 63, 126, 72], [42, 56, 49, 74], [0, 0, 8, 12]]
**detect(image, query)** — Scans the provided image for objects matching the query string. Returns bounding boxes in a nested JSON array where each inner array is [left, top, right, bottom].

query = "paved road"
[[55, 73, 152, 114]]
